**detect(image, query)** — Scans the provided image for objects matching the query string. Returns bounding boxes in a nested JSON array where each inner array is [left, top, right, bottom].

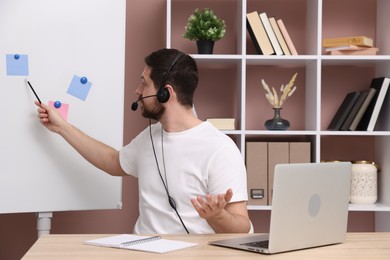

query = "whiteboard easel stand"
[[37, 212, 53, 238]]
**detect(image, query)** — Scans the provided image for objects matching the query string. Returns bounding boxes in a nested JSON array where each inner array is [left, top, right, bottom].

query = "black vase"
[[196, 40, 215, 54], [264, 108, 290, 130]]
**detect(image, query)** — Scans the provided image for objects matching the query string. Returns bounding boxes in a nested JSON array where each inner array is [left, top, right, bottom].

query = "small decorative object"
[[262, 73, 298, 130], [183, 8, 226, 54], [350, 161, 379, 204]]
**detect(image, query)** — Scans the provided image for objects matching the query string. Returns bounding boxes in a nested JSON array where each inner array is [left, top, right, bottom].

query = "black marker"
[[25, 79, 42, 104]]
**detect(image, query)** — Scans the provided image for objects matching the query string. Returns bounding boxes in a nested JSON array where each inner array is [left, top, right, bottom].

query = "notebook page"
[[126, 238, 198, 253]]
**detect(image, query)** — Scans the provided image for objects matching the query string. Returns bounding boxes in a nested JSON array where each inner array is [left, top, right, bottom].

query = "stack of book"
[[323, 36, 378, 55], [246, 11, 298, 56], [327, 77, 390, 131]]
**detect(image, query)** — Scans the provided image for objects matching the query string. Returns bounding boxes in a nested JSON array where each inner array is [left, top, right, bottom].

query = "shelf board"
[[320, 131, 390, 137], [190, 54, 242, 62], [248, 203, 390, 212], [349, 203, 390, 212], [321, 55, 390, 66], [246, 55, 317, 67], [247, 205, 271, 211], [244, 130, 317, 136]]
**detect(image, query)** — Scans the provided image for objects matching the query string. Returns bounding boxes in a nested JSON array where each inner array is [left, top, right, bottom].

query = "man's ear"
[[163, 84, 175, 101]]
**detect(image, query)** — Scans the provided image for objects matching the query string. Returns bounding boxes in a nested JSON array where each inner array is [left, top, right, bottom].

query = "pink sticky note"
[[48, 101, 69, 121]]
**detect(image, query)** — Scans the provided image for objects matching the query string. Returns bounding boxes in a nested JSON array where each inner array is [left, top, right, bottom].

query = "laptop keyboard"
[[241, 240, 269, 248]]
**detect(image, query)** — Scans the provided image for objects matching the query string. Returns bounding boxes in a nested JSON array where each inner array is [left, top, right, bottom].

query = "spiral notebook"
[[84, 234, 198, 254]]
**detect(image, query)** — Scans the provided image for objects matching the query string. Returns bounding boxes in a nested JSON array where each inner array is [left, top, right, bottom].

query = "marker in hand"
[[25, 78, 42, 104]]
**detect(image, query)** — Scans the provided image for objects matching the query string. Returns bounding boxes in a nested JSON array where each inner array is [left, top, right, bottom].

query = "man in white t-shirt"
[[35, 48, 250, 234]]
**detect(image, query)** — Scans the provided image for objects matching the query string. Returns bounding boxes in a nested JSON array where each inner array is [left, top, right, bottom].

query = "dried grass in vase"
[[261, 73, 298, 108]]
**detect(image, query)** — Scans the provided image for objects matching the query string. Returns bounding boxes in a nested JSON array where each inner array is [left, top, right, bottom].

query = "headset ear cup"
[[157, 86, 170, 103]]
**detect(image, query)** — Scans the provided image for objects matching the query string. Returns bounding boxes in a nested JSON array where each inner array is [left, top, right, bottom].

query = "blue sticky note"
[[66, 75, 92, 101], [6, 54, 29, 76]]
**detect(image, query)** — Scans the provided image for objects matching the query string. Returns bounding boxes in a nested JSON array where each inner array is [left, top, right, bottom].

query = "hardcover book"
[[276, 19, 298, 55], [357, 77, 390, 131], [206, 118, 236, 130], [269, 16, 291, 55], [327, 91, 361, 131], [328, 47, 378, 56], [349, 88, 376, 131], [259, 12, 283, 55], [340, 90, 368, 131], [246, 11, 274, 55], [323, 36, 373, 48], [324, 44, 360, 52]]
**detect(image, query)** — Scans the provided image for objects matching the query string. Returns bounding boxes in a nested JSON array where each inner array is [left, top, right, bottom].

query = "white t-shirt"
[[119, 121, 248, 234]]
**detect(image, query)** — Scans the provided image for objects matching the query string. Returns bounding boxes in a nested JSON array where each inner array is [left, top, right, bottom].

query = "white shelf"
[[167, 0, 390, 231], [320, 131, 390, 137], [249, 203, 390, 212], [349, 203, 390, 212]]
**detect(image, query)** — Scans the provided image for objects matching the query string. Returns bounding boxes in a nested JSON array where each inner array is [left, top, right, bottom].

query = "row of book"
[[323, 35, 378, 55], [246, 11, 298, 56], [327, 77, 390, 131], [246, 142, 311, 206]]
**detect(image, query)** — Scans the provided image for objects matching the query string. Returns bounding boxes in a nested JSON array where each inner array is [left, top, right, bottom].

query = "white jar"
[[350, 161, 378, 204]]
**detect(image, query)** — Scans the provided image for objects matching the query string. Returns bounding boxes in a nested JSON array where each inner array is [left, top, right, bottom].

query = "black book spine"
[[327, 91, 361, 131]]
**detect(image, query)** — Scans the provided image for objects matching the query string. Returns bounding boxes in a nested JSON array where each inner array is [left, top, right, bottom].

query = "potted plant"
[[183, 8, 226, 54]]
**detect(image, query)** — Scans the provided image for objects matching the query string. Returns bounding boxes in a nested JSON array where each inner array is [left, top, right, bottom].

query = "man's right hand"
[[35, 101, 65, 134]]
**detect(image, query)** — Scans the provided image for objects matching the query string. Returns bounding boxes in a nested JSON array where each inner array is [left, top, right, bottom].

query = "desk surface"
[[23, 233, 390, 259]]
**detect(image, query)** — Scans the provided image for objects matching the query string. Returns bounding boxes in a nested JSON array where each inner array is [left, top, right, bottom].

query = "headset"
[[156, 52, 183, 103]]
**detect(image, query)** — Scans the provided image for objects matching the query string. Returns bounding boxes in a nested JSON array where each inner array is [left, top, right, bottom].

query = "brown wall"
[[0, 1, 375, 259]]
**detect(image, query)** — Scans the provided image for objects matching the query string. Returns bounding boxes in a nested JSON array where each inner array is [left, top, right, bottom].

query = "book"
[[328, 47, 378, 55], [206, 118, 236, 130], [324, 44, 360, 52], [340, 90, 368, 131], [269, 16, 291, 55], [357, 77, 390, 131], [246, 11, 274, 55], [276, 19, 298, 55], [349, 88, 376, 131], [323, 36, 373, 48], [327, 91, 361, 131], [259, 12, 283, 55], [84, 234, 198, 254]]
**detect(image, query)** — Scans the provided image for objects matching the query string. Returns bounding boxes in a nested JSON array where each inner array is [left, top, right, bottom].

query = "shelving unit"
[[167, 0, 390, 231]]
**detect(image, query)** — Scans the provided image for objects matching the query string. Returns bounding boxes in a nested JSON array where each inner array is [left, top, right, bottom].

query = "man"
[[36, 48, 250, 234]]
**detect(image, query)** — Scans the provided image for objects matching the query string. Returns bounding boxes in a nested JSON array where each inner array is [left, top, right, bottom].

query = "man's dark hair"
[[145, 48, 198, 107]]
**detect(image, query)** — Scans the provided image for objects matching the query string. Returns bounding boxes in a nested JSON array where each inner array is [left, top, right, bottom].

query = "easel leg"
[[37, 212, 53, 238]]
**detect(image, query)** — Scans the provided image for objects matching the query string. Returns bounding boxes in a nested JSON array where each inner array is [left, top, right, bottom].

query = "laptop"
[[210, 162, 352, 254]]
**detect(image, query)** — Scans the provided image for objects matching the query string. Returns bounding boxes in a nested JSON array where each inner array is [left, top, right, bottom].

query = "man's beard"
[[141, 99, 165, 120]]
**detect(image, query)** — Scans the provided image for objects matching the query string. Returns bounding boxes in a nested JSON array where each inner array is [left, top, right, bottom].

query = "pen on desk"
[[25, 78, 42, 104]]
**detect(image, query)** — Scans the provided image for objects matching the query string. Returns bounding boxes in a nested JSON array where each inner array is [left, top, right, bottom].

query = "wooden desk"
[[23, 233, 390, 259]]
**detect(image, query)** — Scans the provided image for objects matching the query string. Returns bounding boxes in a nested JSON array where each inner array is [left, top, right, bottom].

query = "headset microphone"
[[131, 94, 157, 111]]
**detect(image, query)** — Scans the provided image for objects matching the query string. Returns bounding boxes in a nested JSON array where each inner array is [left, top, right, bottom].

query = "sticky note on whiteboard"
[[66, 75, 92, 101], [6, 54, 29, 76], [48, 101, 69, 121]]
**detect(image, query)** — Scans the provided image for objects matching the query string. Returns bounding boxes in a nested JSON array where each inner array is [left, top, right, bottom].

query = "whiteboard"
[[0, 0, 125, 213]]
